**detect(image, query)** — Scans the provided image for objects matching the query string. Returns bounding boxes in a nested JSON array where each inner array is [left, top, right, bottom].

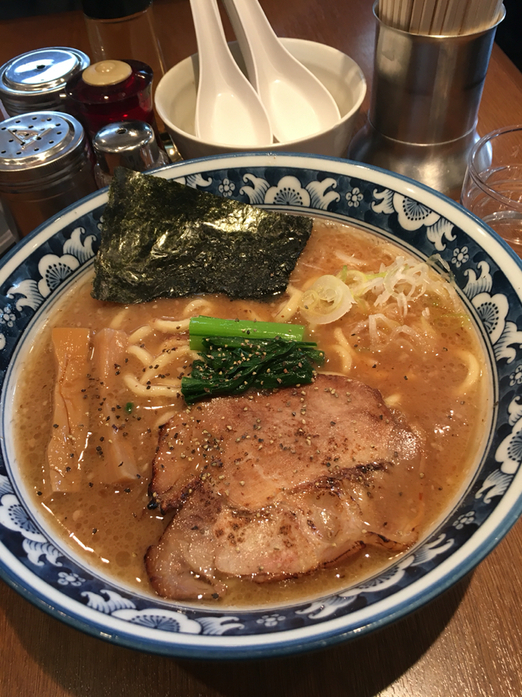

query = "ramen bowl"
[[154, 38, 367, 159], [0, 153, 521, 659]]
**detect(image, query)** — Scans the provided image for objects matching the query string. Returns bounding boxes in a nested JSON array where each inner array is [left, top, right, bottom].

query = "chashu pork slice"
[[146, 374, 425, 600]]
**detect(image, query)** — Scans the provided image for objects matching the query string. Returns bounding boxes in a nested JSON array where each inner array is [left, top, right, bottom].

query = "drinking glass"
[[461, 125, 522, 255]]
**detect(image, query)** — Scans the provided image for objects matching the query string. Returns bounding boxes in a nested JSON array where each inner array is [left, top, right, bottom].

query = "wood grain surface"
[[1, 2, 522, 696]]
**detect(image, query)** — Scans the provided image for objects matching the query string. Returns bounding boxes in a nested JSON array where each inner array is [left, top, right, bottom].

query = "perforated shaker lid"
[[0, 47, 90, 116], [93, 120, 162, 175], [0, 111, 89, 187]]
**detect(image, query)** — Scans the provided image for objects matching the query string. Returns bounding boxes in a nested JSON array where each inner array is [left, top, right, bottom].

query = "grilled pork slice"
[[146, 374, 425, 600]]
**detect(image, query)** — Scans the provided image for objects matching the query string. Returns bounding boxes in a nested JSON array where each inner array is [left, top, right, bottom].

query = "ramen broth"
[[13, 219, 490, 605]]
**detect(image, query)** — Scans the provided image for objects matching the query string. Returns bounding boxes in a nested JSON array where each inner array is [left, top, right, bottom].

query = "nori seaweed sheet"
[[92, 168, 313, 303]]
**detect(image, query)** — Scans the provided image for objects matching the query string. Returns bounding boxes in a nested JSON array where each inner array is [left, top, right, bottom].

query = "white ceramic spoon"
[[189, 0, 272, 147], [221, 0, 340, 143]]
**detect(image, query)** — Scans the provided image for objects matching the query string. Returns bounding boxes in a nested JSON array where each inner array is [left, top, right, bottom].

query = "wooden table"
[[1, 2, 522, 695]]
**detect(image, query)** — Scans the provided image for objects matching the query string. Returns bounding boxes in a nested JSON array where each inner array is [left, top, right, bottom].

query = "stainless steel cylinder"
[[349, 3, 505, 198]]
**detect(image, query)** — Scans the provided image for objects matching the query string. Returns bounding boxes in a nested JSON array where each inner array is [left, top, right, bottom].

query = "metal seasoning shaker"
[[0, 111, 98, 237], [0, 47, 90, 116], [92, 120, 169, 187]]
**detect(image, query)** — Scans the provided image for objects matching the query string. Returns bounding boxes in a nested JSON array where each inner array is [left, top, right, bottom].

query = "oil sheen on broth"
[[14, 219, 490, 606]]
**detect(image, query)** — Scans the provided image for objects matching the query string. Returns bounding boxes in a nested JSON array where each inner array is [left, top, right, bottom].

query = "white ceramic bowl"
[[1, 153, 522, 659], [155, 38, 366, 159]]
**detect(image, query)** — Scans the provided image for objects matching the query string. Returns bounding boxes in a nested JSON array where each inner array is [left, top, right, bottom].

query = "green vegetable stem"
[[188, 316, 305, 351]]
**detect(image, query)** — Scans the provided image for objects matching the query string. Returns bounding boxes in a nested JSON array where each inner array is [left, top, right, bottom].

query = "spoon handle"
[[189, 0, 231, 84], [189, 0, 273, 146], [220, 0, 282, 91]]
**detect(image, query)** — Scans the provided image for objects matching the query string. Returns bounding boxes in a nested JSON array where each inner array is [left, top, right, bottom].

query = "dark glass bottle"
[[81, 0, 166, 82]]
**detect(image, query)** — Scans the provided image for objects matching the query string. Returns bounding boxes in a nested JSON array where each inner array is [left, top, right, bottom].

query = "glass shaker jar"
[[0, 111, 97, 237], [65, 59, 157, 138]]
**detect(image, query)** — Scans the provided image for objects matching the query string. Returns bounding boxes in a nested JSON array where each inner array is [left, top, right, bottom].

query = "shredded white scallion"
[[349, 256, 433, 319]]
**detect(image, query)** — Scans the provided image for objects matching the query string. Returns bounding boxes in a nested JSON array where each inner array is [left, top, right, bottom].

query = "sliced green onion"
[[300, 275, 354, 325]]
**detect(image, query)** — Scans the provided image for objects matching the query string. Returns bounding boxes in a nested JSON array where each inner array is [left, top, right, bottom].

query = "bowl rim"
[[1, 151, 522, 659], [154, 38, 367, 149]]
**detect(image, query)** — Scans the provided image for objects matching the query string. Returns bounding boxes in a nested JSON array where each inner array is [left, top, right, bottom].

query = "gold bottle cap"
[[82, 60, 132, 86]]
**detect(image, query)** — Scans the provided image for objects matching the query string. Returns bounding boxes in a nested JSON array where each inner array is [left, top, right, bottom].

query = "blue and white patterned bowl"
[[1, 153, 522, 659]]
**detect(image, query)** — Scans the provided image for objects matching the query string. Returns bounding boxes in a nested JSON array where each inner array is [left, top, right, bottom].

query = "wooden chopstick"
[[418, 0, 437, 34], [378, 0, 391, 25], [441, 0, 468, 34], [430, 0, 450, 34], [409, 0, 426, 32], [398, 0, 414, 31], [391, 0, 402, 28]]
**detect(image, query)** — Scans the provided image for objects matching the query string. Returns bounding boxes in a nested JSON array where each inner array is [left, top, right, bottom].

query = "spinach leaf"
[[181, 336, 324, 404]]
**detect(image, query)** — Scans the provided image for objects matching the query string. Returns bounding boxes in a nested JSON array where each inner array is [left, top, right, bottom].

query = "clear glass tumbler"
[[461, 125, 522, 255]]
